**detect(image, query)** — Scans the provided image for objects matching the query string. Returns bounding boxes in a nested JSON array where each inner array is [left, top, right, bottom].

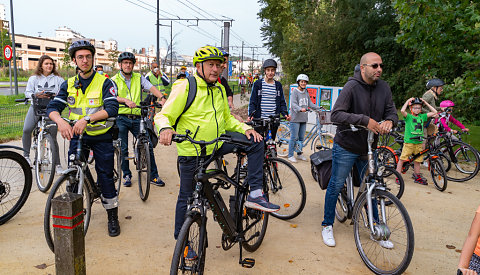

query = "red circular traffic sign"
[[4, 45, 12, 61]]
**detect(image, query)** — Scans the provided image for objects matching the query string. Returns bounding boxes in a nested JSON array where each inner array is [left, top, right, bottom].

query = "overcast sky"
[[6, 0, 271, 58]]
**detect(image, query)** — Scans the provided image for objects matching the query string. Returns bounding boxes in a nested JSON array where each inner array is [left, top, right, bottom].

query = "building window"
[[46, 47, 56, 52], [97, 53, 104, 56], [15, 43, 21, 48], [59, 48, 65, 52], [28, 58, 39, 61], [27, 44, 41, 50]]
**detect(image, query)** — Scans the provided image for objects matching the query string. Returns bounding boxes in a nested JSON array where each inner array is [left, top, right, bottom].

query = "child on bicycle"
[[458, 204, 480, 275], [436, 100, 469, 134], [287, 74, 321, 163], [396, 97, 437, 185]]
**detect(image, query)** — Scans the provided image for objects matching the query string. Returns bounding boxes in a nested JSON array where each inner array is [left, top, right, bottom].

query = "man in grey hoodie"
[[321, 52, 398, 248]]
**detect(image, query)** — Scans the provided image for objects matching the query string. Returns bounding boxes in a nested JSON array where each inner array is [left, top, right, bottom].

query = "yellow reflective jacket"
[[112, 72, 141, 116], [154, 74, 251, 156]]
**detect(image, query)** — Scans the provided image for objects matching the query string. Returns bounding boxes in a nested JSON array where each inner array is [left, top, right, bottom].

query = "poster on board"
[[320, 88, 332, 110]]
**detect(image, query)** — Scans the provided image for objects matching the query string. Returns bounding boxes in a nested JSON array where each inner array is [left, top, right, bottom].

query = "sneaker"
[[371, 236, 394, 249], [185, 244, 197, 261], [413, 174, 428, 185], [55, 165, 64, 175], [123, 175, 132, 187], [245, 194, 280, 212], [322, 225, 336, 247], [297, 154, 307, 161], [288, 156, 297, 163], [151, 176, 165, 187]]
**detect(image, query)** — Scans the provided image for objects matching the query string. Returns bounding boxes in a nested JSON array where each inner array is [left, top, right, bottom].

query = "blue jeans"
[[322, 143, 367, 226], [288, 122, 306, 157], [174, 131, 264, 239], [117, 115, 159, 179]]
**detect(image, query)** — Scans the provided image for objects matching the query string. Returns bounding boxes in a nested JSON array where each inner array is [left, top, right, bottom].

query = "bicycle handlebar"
[[172, 133, 252, 147], [245, 114, 285, 127]]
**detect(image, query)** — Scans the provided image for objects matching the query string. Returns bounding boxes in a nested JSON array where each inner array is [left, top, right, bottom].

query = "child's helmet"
[[440, 100, 455, 108], [411, 97, 423, 105]]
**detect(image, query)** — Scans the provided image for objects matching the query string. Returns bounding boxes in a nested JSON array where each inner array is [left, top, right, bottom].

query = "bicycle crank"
[[221, 233, 235, 251]]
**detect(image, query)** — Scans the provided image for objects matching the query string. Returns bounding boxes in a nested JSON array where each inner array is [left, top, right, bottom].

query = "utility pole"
[[170, 21, 173, 79], [240, 41, 244, 74], [10, 0, 18, 95], [221, 21, 230, 80], [156, 0, 160, 66]]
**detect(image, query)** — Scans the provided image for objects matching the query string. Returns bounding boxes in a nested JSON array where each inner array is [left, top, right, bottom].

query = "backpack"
[[173, 76, 197, 130], [310, 149, 333, 190]]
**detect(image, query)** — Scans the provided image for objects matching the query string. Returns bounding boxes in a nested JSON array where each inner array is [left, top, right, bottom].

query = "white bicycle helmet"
[[296, 74, 309, 83]]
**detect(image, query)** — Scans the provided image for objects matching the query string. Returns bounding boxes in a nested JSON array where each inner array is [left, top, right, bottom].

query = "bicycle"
[[276, 108, 334, 157], [247, 115, 307, 220], [120, 100, 161, 201], [15, 95, 58, 192], [0, 145, 32, 225], [377, 132, 448, 191], [44, 118, 118, 252], [170, 131, 269, 274], [334, 124, 414, 275], [433, 131, 480, 182]]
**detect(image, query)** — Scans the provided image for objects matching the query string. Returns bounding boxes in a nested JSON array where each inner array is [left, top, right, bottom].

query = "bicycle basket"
[[317, 110, 331, 124], [32, 96, 52, 116]]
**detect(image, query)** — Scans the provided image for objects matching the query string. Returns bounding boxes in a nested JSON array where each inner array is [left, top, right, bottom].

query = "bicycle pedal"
[[240, 258, 255, 268]]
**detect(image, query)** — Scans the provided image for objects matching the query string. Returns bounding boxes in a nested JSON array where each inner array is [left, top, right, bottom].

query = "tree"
[[107, 49, 120, 69], [62, 41, 72, 69], [162, 33, 180, 73], [394, 0, 480, 123], [0, 29, 12, 68]]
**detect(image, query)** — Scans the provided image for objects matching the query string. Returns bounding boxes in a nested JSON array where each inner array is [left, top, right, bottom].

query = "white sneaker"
[[297, 154, 307, 161], [288, 156, 297, 163], [422, 161, 428, 168], [322, 225, 336, 247], [371, 236, 394, 249]]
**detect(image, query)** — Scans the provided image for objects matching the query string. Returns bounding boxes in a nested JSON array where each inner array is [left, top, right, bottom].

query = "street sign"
[[4, 45, 12, 61]]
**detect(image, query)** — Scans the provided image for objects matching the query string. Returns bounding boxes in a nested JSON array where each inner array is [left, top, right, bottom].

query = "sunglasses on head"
[[363, 63, 384, 69]]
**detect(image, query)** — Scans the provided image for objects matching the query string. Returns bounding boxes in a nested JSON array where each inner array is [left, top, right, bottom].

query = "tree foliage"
[[394, 0, 480, 124], [258, 0, 419, 105]]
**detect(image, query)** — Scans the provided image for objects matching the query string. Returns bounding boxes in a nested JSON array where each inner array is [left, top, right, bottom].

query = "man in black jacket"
[[321, 52, 398, 248]]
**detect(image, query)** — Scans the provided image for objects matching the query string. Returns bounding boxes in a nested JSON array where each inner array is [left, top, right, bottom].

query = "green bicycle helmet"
[[193, 46, 224, 65]]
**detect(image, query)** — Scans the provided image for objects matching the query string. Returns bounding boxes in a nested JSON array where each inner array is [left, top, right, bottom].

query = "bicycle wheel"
[[44, 171, 92, 252], [436, 141, 480, 182], [137, 140, 151, 201], [335, 186, 348, 223], [376, 147, 398, 171], [275, 123, 290, 157], [353, 189, 414, 275], [170, 211, 207, 275], [241, 192, 269, 252], [382, 167, 405, 201], [265, 157, 306, 220], [430, 158, 447, 192], [313, 133, 335, 151], [35, 134, 57, 192], [0, 150, 32, 225], [113, 143, 122, 196]]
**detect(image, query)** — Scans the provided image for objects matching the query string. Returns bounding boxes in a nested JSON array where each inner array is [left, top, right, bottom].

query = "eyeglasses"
[[363, 63, 384, 69], [76, 55, 93, 61]]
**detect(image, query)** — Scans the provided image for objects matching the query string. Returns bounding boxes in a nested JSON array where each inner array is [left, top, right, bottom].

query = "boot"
[[107, 207, 121, 237]]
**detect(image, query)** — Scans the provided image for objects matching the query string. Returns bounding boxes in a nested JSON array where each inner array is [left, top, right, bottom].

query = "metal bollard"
[[52, 192, 86, 275]]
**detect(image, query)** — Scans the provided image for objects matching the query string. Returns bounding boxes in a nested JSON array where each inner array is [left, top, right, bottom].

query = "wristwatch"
[[83, 116, 91, 123]]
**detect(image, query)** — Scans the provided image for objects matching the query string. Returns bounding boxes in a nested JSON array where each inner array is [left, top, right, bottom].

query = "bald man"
[[321, 52, 398, 248]]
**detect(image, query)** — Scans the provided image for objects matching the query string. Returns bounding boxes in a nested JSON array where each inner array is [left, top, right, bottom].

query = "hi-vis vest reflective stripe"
[[67, 73, 113, 136], [112, 72, 141, 116]]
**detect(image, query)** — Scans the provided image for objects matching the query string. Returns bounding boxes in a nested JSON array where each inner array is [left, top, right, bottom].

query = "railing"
[[0, 103, 29, 140]]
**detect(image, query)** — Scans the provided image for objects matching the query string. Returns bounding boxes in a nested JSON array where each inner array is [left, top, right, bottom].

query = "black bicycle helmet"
[[262, 59, 277, 69], [68, 40, 95, 58], [177, 72, 187, 79], [426, 78, 445, 90], [118, 52, 136, 64], [411, 97, 423, 105]]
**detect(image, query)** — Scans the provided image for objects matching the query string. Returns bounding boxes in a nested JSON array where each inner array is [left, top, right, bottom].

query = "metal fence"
[[0, 103, 28, 138]]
